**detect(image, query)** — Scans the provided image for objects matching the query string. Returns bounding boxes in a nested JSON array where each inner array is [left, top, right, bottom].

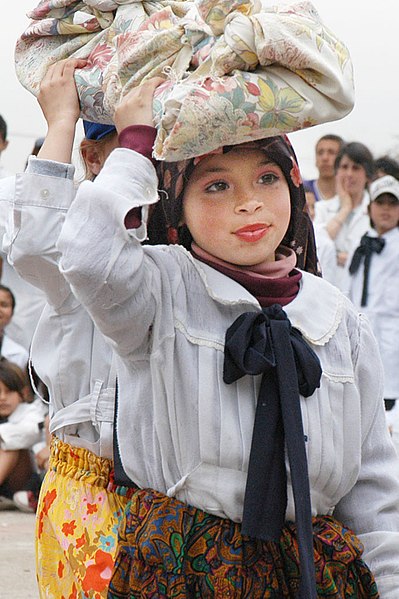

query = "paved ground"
[[0, 507, 38, 598]]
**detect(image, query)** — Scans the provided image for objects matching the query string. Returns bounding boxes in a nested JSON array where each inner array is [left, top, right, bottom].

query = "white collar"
[[182, 248, 343, 346], [284, 272, 344, 345]]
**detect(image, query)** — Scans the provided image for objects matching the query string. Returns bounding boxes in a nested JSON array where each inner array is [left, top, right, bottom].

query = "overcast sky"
[[1, 1, 399, 177]]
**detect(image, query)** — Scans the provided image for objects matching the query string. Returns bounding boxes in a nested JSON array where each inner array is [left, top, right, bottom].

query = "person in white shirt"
[[56, 79, 399, 598], [0, 360, 44, 506], [4, 58, 170, 599], [348, 175, 399, 454], [314, 142, 374, 291]]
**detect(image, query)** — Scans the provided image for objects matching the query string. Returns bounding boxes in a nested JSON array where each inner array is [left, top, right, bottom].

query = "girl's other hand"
[[38, 58, 88, 130], [335, 172, 353, 213], [114, 77, 166, 133]]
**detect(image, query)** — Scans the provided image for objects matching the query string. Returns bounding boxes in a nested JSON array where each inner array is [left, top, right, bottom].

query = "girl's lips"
[[234, 224, 269, 242]]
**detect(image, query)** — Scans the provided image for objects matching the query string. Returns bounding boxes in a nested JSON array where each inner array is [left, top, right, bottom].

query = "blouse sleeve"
[[4, 157, 77, 311], [57, 147, 161, 357], [333, 313, 399, 597]]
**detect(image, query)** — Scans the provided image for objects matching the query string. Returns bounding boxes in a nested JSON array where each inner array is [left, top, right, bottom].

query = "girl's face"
[[0, 290, 14, 331], [0, 380, 22, 418], [369, 194, 399, 235], [182, 149, 291, 266], [336, 155, 369, 198]]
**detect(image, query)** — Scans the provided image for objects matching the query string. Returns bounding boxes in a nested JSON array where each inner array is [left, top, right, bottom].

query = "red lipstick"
[[234, 223, 269, 242]]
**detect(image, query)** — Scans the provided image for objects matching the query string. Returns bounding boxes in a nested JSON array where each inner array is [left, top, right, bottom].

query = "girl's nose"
[[235, 196, 263, 213]]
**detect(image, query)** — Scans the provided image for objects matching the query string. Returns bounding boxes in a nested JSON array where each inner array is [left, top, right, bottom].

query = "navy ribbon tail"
[[349, 234, 385, 306], [223, 305, 322, 599]]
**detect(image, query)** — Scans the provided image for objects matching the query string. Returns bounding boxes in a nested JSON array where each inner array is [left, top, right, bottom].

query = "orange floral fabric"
[[36, 438, 135, 599]]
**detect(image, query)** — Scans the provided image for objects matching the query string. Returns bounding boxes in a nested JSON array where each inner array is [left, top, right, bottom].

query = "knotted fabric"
[[223, 304, 322, 599], [15, 1, 354, 161], [349, 234, 385, 306]]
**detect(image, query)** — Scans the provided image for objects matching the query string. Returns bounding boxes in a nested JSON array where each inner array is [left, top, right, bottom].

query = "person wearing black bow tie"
[[349, 175, 399, 453]]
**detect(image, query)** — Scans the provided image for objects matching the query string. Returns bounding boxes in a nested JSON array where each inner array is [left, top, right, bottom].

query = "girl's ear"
[[80, 140, 104, 177]]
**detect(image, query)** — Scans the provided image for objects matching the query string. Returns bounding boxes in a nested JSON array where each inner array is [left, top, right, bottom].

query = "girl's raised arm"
[[37, 58, 87, 163]]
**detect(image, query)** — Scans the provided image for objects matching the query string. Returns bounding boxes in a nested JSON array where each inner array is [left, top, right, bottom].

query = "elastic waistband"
[[50, 437, 138, 497]]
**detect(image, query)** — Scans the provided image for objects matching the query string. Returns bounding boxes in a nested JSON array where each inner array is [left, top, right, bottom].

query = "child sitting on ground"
[[0, 360, 45, 508]]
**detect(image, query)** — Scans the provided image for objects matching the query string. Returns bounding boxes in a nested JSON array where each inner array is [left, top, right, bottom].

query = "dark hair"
[[0, 360, 28, 400], [0, 115, 7, 143], [316, 134, 344, 149], [334, 142, 375, 179], [0, 285, 15, 312], [374, 156, 399, 181]]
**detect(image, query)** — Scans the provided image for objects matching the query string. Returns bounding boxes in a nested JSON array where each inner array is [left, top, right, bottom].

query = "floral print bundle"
[[15, 0, 355, 160]]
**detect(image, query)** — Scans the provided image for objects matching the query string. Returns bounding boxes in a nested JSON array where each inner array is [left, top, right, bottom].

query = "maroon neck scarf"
[[191, 244, 301, 307]]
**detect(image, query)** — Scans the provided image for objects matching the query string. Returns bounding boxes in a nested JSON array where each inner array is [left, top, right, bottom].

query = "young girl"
[[55, 80, 399, 598], [0, 360, 44, 506], [348, 175, 399, 454], [4, 58, 136, 598]]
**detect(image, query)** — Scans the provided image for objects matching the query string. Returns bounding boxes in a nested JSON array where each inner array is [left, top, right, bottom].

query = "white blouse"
[[56, 148, 399, 597]]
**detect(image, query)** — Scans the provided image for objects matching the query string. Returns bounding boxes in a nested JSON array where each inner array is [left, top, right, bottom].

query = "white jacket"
[[349, 227, 399, 399], [3, 158, 115, 458], [0, 400, 45, 451], [57, 148, 399, 597]]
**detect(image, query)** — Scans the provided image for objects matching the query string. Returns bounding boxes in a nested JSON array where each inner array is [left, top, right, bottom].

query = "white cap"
[[369, 175, 399, 202]]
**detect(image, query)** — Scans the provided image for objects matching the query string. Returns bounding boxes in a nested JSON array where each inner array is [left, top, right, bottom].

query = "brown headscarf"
[[155, 135, 319, 275]]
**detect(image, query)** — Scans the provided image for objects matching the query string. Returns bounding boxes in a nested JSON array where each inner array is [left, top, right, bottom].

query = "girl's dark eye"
[[205, 181, 229, 193], [260, 173, 278, 185]]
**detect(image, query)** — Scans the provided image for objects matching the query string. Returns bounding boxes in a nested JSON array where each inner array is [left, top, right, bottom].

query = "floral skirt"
[[108, 488, 379, 599], [36, 438, 136, 599]]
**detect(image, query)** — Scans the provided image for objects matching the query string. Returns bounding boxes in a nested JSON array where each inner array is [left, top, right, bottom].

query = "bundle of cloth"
[[15, 0, 354, 160]]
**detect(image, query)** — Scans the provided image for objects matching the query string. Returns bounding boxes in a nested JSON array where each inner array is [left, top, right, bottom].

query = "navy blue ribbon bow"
[[223, 304, 322, 599], [349, 234, 385, 306]]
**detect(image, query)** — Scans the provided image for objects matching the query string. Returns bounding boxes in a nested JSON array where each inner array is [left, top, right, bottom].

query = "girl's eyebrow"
[[198, 159, 274, 176]]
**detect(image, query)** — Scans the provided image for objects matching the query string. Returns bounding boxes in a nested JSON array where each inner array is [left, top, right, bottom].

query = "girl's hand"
[[114, 77, 166, 133], [38, 58, 87, 130], [335, 172, 353, 214], [36, 58, 87, 163]]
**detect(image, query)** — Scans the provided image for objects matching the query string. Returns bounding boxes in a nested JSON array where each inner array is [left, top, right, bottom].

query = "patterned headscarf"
[[155, 136, 319, 275]]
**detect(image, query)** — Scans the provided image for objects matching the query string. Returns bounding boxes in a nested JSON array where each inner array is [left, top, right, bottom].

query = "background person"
[[0, 360, 45, 508], [348, 175, 399, 454], [374, 155, 399, 181], [0, 284, 29, 370], [4, 58, 167, 598], [314, 141, 374, 291], [304, 134, 344, 202]]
